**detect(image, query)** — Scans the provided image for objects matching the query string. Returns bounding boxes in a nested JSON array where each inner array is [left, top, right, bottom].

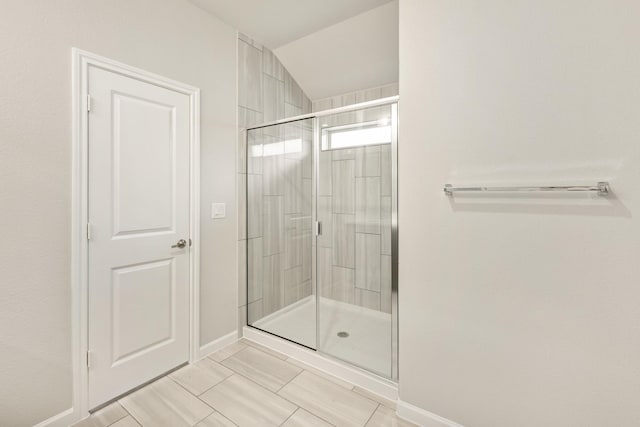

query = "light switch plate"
[[211, 203, 226, 219]]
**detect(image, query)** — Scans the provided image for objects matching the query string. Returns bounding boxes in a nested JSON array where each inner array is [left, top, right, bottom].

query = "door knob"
[[171, 239, 187, 249]]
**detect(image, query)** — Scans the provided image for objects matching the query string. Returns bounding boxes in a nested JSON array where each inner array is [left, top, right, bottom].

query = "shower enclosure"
[[245, 97, 398, 380]]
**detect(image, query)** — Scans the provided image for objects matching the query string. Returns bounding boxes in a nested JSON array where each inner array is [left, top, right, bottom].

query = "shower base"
[[253, 296, 392, 378]]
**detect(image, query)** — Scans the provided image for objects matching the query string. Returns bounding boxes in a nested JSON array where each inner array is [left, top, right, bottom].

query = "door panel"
[[88, 65, 191, 408]]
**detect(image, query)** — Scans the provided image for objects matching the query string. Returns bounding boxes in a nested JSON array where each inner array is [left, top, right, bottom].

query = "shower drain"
[[337, 331, 349, 338]]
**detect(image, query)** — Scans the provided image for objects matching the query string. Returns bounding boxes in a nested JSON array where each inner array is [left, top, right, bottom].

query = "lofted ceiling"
[[189, 0, 393, 49], [274, 1, 398, 100]]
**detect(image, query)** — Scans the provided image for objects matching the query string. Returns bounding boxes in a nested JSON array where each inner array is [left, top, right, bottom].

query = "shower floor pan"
[[253, 296, 392, 378]]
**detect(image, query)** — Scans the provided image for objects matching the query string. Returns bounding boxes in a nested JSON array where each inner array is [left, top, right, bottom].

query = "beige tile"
[[356, 146, 381, 177], [332, 214, 355, 268], [110, 416, 141, 427], [72, 402, 127, 427], [200, 375, 297, 427], [195, 412, 237, 427], [278, 371, 377, 427], [119, 377, 213, 427], [330, 266, 355, 304], [263, 196, 284, 256], [366, 405, 417, 427], [238, 40, 262, 111], [352, 386, 396, 409], [355, 177, 381, 234], [332, 160, 355, 214], [285, 358, 354, 390], [221, 346, 302, 392], [239, 339, 289, 360], [169, 358, 234, 396], [209, 340, 248, 362], [282, 409, 332, 427], [355, 288, 381, 311], [247, 237, 263, 303], [355, 233, 381, 292]]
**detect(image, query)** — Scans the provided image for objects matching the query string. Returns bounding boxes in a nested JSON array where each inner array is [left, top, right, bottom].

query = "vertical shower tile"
[[263, 75, 284, 123], [331, 267, 355, 304], [381, 145, 392, 197], [381, 255, 392, 314], [332, 214, 355, 268], [284, 122, 303, 159], [238, 239, 247, 307], [248, 299, 264, 325], [355, 177, 381, 234], [238, 40, 263, 111], [284, 72, 303, 108], [283, 266, 303, 305], [263, 48, 284, 80], [263, 152, 284, 196], [302, 229, 312, 282], [284, 158, 302, 214], [318, 247, 332, 297], [302, 178, 312, 216], [355, 289, 381, 311], [332, 148, 356, 161], [381, 196, 392, 255], [313, 98, 333, 113], [263, 196, 284, 256], [263, 254, 284, 316], [355, 87, 382, 103], [284, 214, 303, 269], [341, 92, 356, 107], [355, 146, 381, 177], [237, 174, 247, 240], [355, 233, 381, 291], [247, 129, 263, 174], [319, 151, 332, 196], [284, 102, 302, 118], [247, 174, 263, 238], [237, 127, 247, 174], [302, 126, 312, 179], [380, 83, 399, 98], [302, 95, 312, 114], [247, 238, 263, 303], [317, 196, 332, 248], [332, 160, 355, 214]]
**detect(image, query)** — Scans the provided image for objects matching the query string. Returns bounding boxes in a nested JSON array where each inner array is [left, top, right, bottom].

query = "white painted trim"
[[32, 408, 76, 427], [397, 400, 465, 427], [242, 326, 398, 402], [197, 331, 239, 360], [71, 48, 201, 423]]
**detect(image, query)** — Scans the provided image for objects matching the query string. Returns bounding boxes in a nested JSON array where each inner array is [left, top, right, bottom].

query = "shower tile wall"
[[237, 33, 313, 331], [313, 84, 398, 314]]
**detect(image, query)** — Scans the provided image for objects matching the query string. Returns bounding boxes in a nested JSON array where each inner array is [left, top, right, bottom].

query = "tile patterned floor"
[[72, 339, 416, 427]]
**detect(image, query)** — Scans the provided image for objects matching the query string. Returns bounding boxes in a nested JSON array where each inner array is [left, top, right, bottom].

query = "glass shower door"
[[316, 103, 397, 379], [246, 118, 316, 349]]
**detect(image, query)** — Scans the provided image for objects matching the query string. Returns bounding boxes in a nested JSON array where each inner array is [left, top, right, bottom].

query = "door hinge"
[[314, 221, 322, 236], [87, 94, 91, 112], [86, 350, 93, 368], [86, 223, 92, 240]]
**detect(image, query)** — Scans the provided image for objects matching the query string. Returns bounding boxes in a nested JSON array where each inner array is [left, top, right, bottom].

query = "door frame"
[[71, 48, 201, 417]]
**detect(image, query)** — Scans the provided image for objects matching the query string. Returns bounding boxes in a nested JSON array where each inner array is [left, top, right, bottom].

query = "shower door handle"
[[315, 221, 322, 236]]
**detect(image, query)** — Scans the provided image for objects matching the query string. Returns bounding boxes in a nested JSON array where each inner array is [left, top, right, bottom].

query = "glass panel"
[[317, 104, 395, 378], [247, 118, 316, 349]]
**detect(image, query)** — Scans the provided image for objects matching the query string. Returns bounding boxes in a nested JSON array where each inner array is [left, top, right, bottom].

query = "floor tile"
[[200, 375, 297, 427], [365, 405, 418, 427], [353, 386, 396, 409], [278, 371, 378, 427], [282, 408, 332, 427], [241, 339, 289, 360], [72, 402, 128, 427], [119, 377, 213, 427], [286, 357, 354, 390], [221, 346, 302, 392], [110, 416, 141, 427], [195, 411, 237, 427], [170, 358, 234, 395], [209, 341, 248, 362]]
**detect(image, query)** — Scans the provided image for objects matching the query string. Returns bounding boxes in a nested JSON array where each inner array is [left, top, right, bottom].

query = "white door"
[[87, 65, 191, 408]]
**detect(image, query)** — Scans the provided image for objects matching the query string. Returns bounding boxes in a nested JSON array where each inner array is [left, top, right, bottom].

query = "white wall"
[[274, 1, 399, 101], [0, 1, 237, 425], [398, 1, 640, 426]]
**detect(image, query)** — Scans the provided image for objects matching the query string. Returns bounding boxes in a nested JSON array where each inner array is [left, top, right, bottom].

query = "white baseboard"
[[33, 408, 76, 427], [197, 330, 238, 360], [243, 326, 397, 402], [397, 400, 464, 427]]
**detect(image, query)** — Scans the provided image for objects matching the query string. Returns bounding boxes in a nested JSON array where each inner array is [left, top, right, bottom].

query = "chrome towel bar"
[[444, 182, 610, 196]]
